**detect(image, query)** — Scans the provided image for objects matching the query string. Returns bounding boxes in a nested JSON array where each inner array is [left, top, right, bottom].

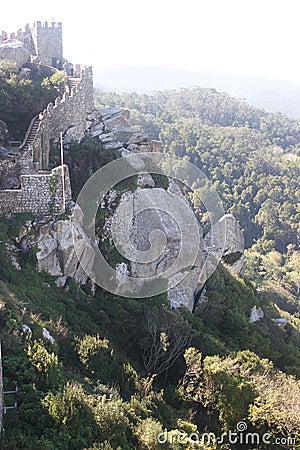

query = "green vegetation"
[[0, 68, 299, 448], [95, 88, 300, 297], [63, 136, 120, 199], [49, 173, 59, 213], [0, 211, 299, 448], [0, 62, 62, 139]]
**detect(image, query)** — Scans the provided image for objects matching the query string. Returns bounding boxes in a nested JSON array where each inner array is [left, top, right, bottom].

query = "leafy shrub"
[[75, 335, 121, 384]]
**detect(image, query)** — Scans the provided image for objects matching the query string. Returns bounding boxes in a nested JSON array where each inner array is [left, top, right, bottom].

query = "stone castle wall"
[[0, 21, 94, 216], [0, 45, 31, 68], [32, 66, 94, 170], [0, 66, 93, 213], [8, 21, 62, 67], [0, 166, 71, 216], [30, 21, 63, 66], [9, 23, 35, 55], [0, 66, 93, 214]]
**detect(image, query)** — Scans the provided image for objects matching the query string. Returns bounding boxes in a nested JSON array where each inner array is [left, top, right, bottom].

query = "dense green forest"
[[0, 72, 299, 449], [95, 89, 300, 297]]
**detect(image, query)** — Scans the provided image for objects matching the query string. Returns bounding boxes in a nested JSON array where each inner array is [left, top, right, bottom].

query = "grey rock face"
[[5, 243, 22, 271], [104, 180, 204, 310], [204, 213, 245, 274], [168, 268, 203, 311], [204, 213, 244, 255], [137, 173, 155, 188], [22, 205, 95, 285], [88, 108, 161, 153], [231, 254, 246, 274], [249, 306, 264, 323]]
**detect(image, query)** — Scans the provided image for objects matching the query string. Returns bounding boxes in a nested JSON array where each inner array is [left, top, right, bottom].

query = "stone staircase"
[[24, 117, 40, 150], [18, 115, 41, 173], [16, 73, 84, 175], [20, 75, 81, 153], [20, 116, 41, 152]]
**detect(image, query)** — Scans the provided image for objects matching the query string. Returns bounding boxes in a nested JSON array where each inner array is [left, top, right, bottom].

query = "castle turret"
[[30, 21, 63, 67]]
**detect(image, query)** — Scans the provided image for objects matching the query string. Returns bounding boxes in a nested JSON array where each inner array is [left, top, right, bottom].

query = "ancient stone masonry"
[[0, 21, 94, 216], [0, 166, 71, 216], [3, 21, 62, 67], [29, 66, 94, 171], [6, 65, 94, 177], [30, 21, 63, 67], [0, 21, 246, 315], [0, 45, 30, 68], [0, 64, 93, 214]]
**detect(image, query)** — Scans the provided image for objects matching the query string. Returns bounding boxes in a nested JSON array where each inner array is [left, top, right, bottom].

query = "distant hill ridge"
[[94, 65, 300, 119]]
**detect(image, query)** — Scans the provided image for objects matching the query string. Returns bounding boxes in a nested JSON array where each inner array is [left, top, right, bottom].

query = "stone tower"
[[30, 21, 63, 67]]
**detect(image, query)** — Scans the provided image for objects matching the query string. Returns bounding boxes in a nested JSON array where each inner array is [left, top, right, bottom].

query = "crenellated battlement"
[[30, 66, 94, 170], [9, 23, 31, 40], [5, 20, 63, 67], [34, 21, 62, 29], [0, 22, 94, 216]]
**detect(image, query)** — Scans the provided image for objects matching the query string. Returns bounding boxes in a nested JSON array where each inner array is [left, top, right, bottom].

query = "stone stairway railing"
[[18, 115, 42, 173], [19, 75, 83, 155], [14, 65, 93, 177], [19, 115, 41, 151], [19, 73, 79, 153]]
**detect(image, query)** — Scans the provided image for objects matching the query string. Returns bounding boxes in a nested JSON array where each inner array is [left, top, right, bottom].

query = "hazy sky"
[[2, 0, 300, 83]]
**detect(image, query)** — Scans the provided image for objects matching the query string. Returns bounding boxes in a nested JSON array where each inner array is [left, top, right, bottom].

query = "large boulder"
[[204, 213, 245, 274], [249, 306, 264, 323], [103, 182, 204, 310], [88, 108, 162, 152], [23, 205, 95, 285]]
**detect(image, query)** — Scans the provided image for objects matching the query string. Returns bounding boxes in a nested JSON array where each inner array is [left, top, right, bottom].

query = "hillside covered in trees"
[[95, 88, 300, 298], [0, 76, 299, 449]]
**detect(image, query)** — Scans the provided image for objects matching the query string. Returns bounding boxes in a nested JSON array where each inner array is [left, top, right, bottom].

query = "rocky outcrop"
[[249, 306, 264, 323], [89, 108, 245, 310], [5, 101, 244, 313], [43, 327, 55, 344], [35, 208, 94, 285], [137, 173, 155, 188], [168, 268, 204, 311], [5, 243, 22, 271], [101, 169, 204, 310], [204, 213, 245, 274], [19, 205, 95, 286], [88, 108, 161, 153]]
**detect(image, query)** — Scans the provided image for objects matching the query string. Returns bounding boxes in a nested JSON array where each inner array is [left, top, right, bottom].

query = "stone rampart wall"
[[0, 45, 30, 68], [32, 66, 94, 170], [0, 165, 71, 216]]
